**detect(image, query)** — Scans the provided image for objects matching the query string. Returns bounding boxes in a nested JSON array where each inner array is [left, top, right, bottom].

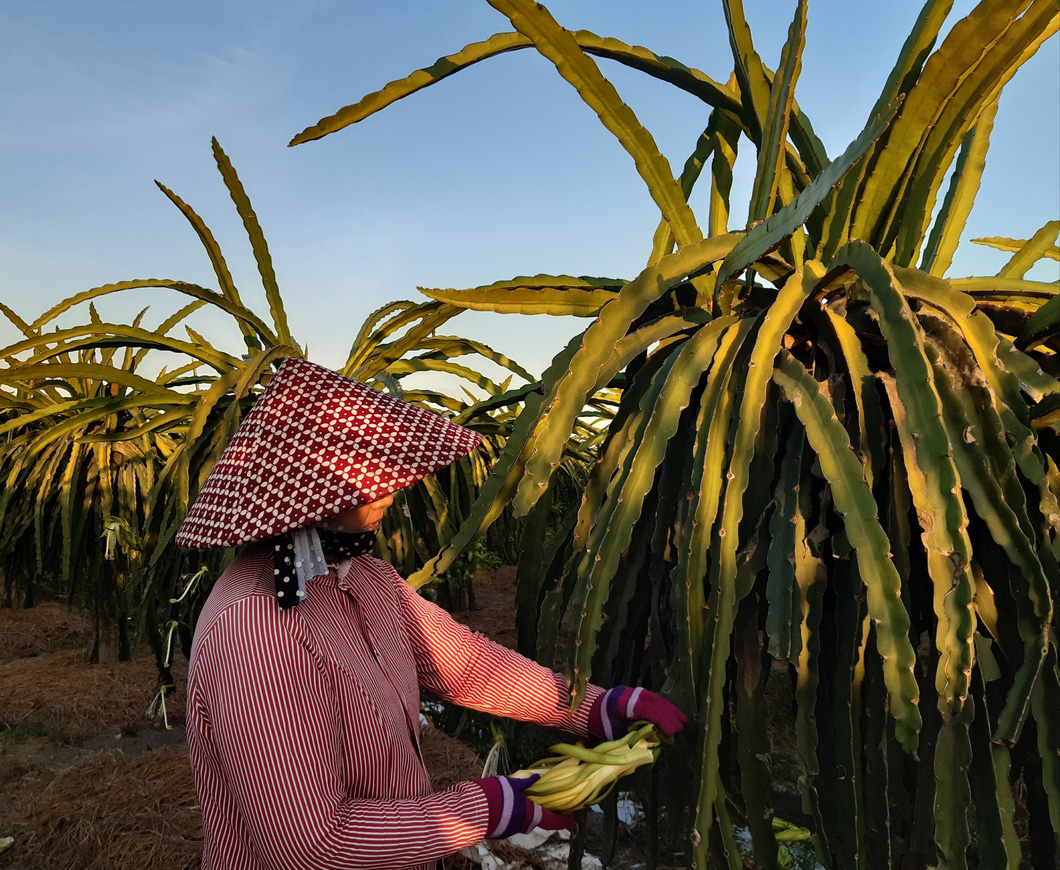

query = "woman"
[[177, 358, 686, 870]]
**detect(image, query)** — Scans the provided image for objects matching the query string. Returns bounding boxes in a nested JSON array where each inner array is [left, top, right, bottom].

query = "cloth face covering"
[[272, 525, 375, 609]]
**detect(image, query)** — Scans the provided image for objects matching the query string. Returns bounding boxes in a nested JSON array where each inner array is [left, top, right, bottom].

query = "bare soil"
[[0, 568, 623, 870]]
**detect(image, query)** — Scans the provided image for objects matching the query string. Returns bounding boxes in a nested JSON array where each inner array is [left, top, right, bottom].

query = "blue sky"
[[2, 1, 1057, 380]]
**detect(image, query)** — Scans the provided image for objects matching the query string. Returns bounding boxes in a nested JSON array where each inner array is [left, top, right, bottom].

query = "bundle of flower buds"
[[512, 722, 667, 813]]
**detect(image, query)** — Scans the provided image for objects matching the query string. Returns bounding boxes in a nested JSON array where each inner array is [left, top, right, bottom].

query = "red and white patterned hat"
[[175, 358, 482, 550]]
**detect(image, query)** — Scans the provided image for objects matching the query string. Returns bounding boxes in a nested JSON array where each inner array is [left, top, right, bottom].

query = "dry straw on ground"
[[1, 648, 187, 739], [15, 745, 202, 870], [0, 600, 93, 662]]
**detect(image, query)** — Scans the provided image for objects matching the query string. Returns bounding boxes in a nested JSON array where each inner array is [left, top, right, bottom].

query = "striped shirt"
[[186, 542, 602, 869]]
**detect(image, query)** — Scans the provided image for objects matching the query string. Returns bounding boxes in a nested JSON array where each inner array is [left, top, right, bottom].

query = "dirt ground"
[[0, 568, 638, 870]]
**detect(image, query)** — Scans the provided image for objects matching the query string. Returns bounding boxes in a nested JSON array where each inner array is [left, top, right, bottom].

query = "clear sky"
[[2, 1, 1057, 381]]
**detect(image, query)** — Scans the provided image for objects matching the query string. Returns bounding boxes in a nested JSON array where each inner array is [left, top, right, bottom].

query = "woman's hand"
[[590, 686, 689, 740], [474, 774, 574, 839]]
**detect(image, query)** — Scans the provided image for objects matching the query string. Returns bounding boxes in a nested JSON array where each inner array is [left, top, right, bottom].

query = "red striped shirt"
[[187, 542, 601, 869]]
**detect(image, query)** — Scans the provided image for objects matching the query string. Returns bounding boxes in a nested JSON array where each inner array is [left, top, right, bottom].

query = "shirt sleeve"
[[393, 571, 604, 735], [190, 598, 490, 870]]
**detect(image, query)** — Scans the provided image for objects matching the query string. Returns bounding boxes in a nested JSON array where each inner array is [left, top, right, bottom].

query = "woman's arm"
[[393, 572, 605, 733]]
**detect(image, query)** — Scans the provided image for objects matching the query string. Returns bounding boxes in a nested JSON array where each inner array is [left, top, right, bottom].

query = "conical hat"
[[175, 358, 482, 550]]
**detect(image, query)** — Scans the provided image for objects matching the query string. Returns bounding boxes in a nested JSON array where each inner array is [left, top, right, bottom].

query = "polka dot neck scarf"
[[272, 525, 376, 609]]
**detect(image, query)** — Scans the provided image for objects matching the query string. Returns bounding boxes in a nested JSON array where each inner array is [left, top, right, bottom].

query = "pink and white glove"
[[474, 775, 574, 839], [589, 686, 689, 740]]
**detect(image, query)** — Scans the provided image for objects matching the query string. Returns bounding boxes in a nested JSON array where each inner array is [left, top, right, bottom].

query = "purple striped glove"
[[590, 686, 689, 740], [474, 775, 574, 839]]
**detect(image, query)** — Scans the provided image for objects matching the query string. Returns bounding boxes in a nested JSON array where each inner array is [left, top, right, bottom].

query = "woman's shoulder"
[[192, 542, 282, 646], [336, 551, 398, 581], [340, 553, 413, 606]]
